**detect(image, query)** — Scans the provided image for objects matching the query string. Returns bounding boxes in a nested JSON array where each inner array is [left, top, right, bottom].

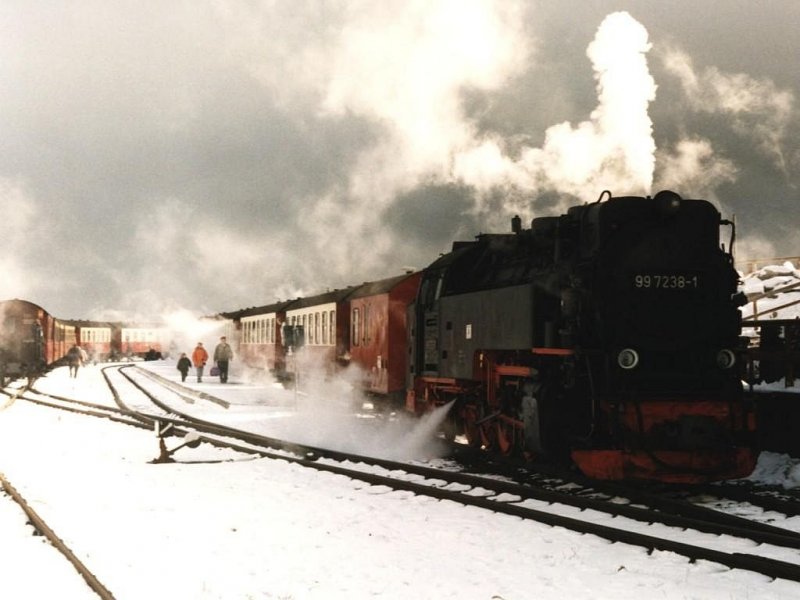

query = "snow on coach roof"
[[219, 299, 299, 320], [287, 286, 358, 310], [219, 273, 422, 319]]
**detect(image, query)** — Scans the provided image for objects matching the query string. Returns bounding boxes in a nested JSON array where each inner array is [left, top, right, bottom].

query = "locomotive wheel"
[[462, 404, 485, 448], [495, 419, 517, 455], [479, 421, 497, 450]]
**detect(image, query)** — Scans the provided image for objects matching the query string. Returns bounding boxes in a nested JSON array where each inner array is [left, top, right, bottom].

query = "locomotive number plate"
[[633, 274, 700, 289]]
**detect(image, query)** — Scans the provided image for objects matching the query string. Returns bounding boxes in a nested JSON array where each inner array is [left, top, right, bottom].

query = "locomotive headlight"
[[716, 349, 736, 369], [617, 348, 640, 370]]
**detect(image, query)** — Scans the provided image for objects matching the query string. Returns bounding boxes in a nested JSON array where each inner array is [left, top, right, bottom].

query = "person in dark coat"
[[213, 336, 234, 383], [66, 344, 87, 378], [176, 353, 191, 382]]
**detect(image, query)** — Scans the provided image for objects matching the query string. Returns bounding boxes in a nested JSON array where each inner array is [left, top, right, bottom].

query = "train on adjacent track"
[[0, 299, 169, 385], [1, 190, 763, 483], [0, 299, 71, 385]]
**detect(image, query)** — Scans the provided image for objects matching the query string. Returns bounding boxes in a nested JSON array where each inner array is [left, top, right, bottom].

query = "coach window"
[[363, 305, 370, 345], [352, 308, 360, 346], [315, 312, 321, 346], [322, 312, 328, 345], [329, 310, 335, 345]]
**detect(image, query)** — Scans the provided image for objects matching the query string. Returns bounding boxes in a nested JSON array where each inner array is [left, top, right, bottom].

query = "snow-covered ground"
[[2, 362, 800, 599]]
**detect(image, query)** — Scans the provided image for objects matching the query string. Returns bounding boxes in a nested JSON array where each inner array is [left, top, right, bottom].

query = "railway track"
[[672, 482, 800, 519], [0, 472, 115, 600], [10, 365, 800, 585]]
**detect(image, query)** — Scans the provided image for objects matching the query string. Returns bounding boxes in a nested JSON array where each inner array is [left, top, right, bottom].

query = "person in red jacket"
[[191, 342, 208, 383]]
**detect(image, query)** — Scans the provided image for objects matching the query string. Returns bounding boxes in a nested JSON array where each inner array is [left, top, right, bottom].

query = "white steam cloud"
[[296, 9, 661, 270], [113, 199, 306, 317], [218, 1, 533, 280], [4, 4, 795, 319], [454, 11, 657, 219], [663, 48, 795, 173], [0, 178, 41, 300], [654, 138, 737, 201]]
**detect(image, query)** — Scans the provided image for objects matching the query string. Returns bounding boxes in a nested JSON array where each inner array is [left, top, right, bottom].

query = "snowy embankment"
[[741, 261, 800, 321], [2, 364, 800, 599]]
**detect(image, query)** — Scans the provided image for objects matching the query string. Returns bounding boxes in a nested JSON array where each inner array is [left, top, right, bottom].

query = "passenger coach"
[[283, 287, 355, 377], [347, 272, 421, 402], [226, 299, 298, 374], [0, 298, 73, 381], [65, 320, 114, 362]]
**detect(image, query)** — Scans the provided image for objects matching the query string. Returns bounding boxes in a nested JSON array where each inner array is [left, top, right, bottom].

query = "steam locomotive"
[[406, 191, 757, 482]]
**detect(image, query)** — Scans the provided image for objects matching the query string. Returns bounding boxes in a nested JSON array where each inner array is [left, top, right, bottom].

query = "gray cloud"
[[1, 1, 798, 319]]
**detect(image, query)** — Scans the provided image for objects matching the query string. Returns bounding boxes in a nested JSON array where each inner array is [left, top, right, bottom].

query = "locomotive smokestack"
[[511, 215, 522, 234]]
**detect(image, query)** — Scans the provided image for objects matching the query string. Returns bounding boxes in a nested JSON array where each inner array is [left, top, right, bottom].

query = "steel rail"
[[0, 473, 116, 599]]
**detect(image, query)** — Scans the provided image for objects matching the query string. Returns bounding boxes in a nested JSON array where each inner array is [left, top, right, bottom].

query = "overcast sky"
[[1, 1, 798, 319]]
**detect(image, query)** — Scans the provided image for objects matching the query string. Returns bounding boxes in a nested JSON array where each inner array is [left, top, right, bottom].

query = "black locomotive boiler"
[[406, 191, 757, 482]]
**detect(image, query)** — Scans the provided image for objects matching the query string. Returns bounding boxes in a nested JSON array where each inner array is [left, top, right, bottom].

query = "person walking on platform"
[[213, 336, 233, 383], [66, 344, 87, 378], [176, 352, 191, 382], [191, 342, 208, 383]]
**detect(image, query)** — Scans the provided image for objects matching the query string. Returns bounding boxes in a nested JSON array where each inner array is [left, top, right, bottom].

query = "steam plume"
[[455, 11, 657, 220]]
